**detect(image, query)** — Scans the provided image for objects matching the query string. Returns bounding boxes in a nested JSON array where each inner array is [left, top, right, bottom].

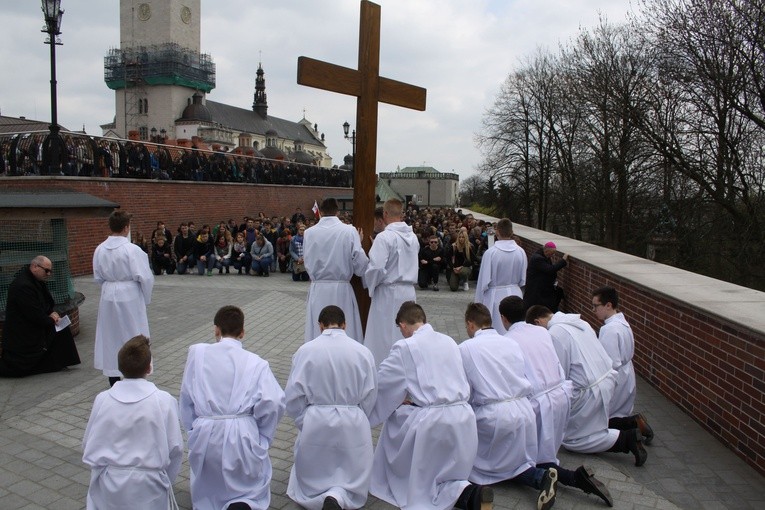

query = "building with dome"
[[378, 166, 459, 207], [100, 0, 331, 167]]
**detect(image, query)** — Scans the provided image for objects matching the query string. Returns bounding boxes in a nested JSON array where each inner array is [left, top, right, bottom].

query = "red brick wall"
[[2, 177, 347, 275], [517, 237, 765, 476]]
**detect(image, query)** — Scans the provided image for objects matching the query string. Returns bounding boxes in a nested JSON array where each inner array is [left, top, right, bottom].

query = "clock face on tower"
[[138, 3, 151, 21], [181, 5, 192, 24]]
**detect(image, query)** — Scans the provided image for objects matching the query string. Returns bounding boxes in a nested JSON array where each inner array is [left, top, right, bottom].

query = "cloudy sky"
[[1, 0, 634, 180]]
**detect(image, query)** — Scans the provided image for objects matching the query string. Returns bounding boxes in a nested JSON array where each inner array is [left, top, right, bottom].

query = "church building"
[[100, 0, 331, 167]]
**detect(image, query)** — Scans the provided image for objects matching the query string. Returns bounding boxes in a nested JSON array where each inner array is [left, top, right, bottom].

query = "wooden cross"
[[297, 0, 426, 330]]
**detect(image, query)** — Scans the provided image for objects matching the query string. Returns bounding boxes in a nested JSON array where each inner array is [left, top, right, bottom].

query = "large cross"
[[297, 0, 426, 330]]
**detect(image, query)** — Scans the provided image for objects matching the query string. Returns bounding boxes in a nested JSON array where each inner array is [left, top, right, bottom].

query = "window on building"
[[139, 126, 148, 140], [144, 99, 148, 114]]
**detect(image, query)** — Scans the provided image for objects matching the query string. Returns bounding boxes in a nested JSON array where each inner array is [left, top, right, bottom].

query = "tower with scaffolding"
[[102, 0, 215, 141]]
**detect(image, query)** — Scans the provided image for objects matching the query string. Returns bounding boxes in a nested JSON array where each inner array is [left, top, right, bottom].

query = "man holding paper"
[[0, 256, 81, 377]]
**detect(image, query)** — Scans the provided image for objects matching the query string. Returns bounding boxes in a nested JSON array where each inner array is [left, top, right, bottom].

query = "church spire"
[[253, 62, 268, 119]]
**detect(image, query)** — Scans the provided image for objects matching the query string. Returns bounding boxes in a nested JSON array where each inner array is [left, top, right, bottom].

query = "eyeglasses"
[[36, 264, 52, 274]]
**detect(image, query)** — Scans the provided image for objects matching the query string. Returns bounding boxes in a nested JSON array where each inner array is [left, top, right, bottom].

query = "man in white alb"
[[459, 302, 558, 510], [370, 301, 490, 510], [474, 218, 527, 334], [180, 306, 285, 510], [285, 305, 377, 510], [592, 286, 654, 444], [500, 296, 613, 506], [526, 305, 647, 467], [303, 198, 368, 343], [364, 198, 419, 366], [93, 210, 154, 387]]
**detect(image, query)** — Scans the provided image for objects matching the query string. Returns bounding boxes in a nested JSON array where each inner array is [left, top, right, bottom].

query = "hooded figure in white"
[[545, 312, 619, 452], [364, 212, 419, 366], [93, 232, 154, 377], [303, 210, 369, 343], [83, 378, 183, 510], [474, 221, 527, 334]]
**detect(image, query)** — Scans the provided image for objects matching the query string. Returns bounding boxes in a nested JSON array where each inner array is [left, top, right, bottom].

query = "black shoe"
[[322, 496, 341, 510], [225, 267, 230, 274], [218, 268, 223, 274], [575, 465, 613, 507], [635, 413, 654, 445], [627, 428, 648, 466], [538, 468, 558, 510], [456, 483, 493, 510]]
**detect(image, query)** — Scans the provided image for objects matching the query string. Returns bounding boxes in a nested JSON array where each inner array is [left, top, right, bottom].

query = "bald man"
[[0, 256, 80, 377]]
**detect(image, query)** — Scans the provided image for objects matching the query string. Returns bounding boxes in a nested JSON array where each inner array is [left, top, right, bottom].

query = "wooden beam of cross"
[[297, 0, 426, 331]]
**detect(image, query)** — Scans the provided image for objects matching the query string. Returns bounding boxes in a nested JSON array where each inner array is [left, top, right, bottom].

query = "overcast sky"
[[0, 0, 634, 180]]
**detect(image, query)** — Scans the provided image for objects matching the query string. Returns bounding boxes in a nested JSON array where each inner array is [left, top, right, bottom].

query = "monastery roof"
[[205, 101, 325, 147]]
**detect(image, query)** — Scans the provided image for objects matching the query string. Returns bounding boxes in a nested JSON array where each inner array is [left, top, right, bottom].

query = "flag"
[[312, 200, 320, 219]]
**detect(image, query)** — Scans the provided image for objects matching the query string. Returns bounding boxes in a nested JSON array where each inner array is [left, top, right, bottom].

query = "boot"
[[574, 465, 613, 506], [225, 266, 230, 274]]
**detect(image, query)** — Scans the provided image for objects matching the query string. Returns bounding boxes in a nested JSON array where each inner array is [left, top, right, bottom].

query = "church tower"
[[252, 63, 268, 119], [103, 0, 215, 140]]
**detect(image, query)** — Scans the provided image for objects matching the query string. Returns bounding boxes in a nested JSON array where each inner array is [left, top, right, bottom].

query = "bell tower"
[[104, 0, 215, 140]]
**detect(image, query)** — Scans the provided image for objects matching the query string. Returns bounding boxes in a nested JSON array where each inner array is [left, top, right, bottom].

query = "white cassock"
[[93, 235, 154, 377], [546, 312, 619, 453], [363, 221, 419, 366], [303, 216, 369, 343], [459, 328, 537, 484], [506, 322, 573, 465], [82, 379, 183, 510], [598, 312, 636, 418], [285, 329, 377, 510], [370, 324, 477, 510], [474, 240, 527, 334], [180, 338, 286, 510]]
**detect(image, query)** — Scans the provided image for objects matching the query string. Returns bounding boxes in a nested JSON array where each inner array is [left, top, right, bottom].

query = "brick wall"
[[2, 177, 348, 276], [515, 233, 765, 476]]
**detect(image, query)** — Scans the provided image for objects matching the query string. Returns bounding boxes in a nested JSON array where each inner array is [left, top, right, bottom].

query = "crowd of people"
[[0, 201, 654, 510], [0, 133, 353, 187]]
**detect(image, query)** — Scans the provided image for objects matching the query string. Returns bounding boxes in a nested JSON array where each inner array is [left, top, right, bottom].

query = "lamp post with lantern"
[[41, 0, 65, 175], [342, 121, 356, 171]]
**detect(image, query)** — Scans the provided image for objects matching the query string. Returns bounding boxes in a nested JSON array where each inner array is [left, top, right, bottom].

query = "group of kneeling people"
[[82, 291, 653, 510]]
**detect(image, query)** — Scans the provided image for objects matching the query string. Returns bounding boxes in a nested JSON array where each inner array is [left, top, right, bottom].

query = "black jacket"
[[1, 267, 56, 371], [523, 248, 567, 311]]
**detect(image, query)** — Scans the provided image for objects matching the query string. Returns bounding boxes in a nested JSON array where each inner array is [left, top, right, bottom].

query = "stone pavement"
[[1, 271, 764, 510]]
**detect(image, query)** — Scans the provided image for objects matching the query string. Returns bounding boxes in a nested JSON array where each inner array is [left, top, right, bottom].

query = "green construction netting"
[[0, 218, 75, 311]]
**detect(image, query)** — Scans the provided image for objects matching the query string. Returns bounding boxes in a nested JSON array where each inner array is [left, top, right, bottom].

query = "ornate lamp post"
[[160, 128, 167, 143], [342, 121, 356, 170], [41, 0, 64, 175]]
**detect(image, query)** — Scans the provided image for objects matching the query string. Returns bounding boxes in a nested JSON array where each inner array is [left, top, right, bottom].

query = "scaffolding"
[[104, 43, 216, 92]]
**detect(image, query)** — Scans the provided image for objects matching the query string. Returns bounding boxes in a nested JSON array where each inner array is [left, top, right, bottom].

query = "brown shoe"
[[628, 428, 648, 466], [635, 413, 654, 445]]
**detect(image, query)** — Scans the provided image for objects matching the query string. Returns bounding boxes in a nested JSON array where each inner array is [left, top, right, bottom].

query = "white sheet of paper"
[[55, 314, 71, 332]]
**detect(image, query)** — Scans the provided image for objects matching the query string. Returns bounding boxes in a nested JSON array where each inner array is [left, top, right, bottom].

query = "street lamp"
[[150, 127, 157, 142], [342, 121, 356, 169], [41, 0, 64, 175], [160, 128, 167, 143]]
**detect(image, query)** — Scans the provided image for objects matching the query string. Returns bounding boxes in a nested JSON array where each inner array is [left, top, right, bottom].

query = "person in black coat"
[[418, 235, 445, 290], [523, 242, 568, 312], [0, 256, 80, 377]]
